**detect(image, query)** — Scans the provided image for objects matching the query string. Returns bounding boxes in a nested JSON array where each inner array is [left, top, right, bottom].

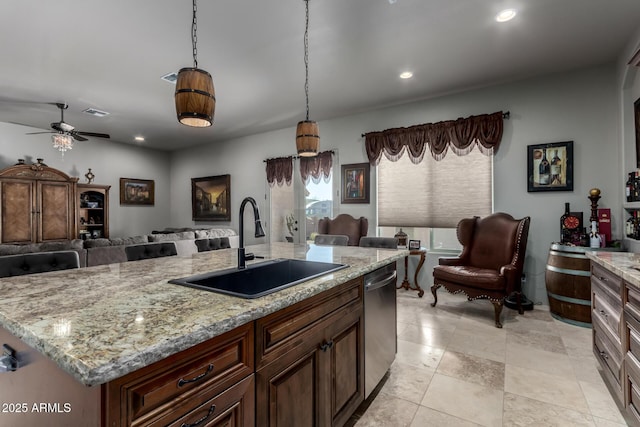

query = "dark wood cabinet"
[[105, 322, 254, 427], [0, 161, 77, 244], [255, 278, 364, 427], [78, 183, 110, 239]]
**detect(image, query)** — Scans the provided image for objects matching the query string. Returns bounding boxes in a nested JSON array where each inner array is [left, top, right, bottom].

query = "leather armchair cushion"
[[195, 238, 231, 252], [468, 216, 519, 270], [125, 242, 178, 261], [433, 265, 505, 291], [0, 251, 80, 278]]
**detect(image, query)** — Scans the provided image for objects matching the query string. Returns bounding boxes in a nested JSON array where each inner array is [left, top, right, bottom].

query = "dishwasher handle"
[[365, 271, 397, 292]]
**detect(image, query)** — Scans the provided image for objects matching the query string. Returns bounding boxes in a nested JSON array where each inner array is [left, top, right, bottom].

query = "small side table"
[[397, 249, 426, 297]]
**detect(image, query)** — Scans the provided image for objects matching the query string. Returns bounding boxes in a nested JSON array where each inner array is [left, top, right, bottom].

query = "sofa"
[[0, 228, 239, 269]]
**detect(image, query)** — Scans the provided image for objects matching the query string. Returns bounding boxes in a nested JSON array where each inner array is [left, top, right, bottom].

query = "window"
[[377, 148, 492, 249]]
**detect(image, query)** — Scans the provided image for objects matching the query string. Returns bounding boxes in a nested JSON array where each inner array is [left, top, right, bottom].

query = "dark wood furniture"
[[0, 161, 78, 244], [432, 212, 531, 328], [255, 276, 364, 426], [317, 214, 368, 246], [77, 183, 110, 239], [398, 249, 426, 297]]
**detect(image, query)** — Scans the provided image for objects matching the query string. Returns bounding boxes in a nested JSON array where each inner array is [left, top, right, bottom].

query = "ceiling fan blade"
[[25, 131, 54, 135], [71, 134, 88, 142], [75, 131, 110, 139]]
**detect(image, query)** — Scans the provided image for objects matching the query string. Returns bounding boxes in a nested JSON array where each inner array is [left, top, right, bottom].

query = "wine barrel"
[[545, 244, 593, 327]]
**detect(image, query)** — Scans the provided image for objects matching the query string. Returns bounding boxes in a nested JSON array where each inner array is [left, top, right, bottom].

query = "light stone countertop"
[[586, 250, 640, 287], [0, 242, 408, 386]]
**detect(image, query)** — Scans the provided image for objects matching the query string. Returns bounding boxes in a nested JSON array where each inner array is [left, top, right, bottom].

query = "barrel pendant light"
[[175, 0, 215, 127], [296, 0, 319, 157]]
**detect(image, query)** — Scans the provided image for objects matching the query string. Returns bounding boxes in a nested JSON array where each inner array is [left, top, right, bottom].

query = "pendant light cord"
[[304, 0, 310, 121], [192, 0, 198, 68]]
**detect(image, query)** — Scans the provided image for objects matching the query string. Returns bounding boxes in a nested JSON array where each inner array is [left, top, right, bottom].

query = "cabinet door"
[[257, 347, 320, 427], [38, 181, 75, 242], [0, 179, 35, 243], [256, 301, 363, 427], [329, 316, 364, 427]]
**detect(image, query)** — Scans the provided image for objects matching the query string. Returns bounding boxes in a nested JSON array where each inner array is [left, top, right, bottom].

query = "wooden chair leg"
[[430, 284, 440, 307], [491, 300, 504, 328]]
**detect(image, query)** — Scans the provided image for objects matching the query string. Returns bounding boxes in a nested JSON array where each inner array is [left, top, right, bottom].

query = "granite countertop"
[[586, 250, 640, 287], [0, 242, 407, 386]]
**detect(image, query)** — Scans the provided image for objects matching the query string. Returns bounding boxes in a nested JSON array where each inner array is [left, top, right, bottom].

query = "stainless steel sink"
[[169, 258, 348, 298]]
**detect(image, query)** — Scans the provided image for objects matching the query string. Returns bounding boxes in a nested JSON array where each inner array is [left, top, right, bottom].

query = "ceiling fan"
[[26, 103, 110, 142]]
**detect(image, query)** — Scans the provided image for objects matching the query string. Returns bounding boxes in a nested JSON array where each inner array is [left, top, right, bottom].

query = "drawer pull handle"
[[599, 350, 609, 360], [181, 404, 216, 427], [320, 340, 334, 352], [177, 364, 214, 387], [600, 310, 607, 317]]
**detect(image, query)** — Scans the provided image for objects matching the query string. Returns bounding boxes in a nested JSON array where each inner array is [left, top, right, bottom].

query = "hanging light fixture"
[[175, 0, 215, 127], [296, 0, 319, 157], [52, 133, 74, 153]]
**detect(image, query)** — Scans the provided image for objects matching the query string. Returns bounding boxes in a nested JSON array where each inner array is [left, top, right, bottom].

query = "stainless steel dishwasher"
[[364, 262, 397, 397]]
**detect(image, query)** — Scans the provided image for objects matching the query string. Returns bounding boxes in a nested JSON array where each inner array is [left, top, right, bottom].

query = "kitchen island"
[[0, 242, 407, 426]]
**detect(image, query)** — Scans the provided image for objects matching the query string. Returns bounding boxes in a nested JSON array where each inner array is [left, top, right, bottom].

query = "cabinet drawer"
[[593, 317, 623, 388], [591, 263, 623, 298], [626, 284, 640, 325], [106, 322, 254, 426], [593, 278, 623, 313], [628, 309, 640, 363], [593, 292, 622, 338], [256, 278, 362, 368], [154, 374, 255, 427]]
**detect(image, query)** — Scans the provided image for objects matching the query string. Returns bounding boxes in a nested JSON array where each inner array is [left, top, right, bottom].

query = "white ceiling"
[[1, 0, 639, 151]]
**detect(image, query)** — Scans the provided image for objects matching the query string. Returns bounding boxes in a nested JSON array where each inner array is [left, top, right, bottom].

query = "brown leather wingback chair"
[[317, 214, 368, 246], [431, 212, 530, 328]]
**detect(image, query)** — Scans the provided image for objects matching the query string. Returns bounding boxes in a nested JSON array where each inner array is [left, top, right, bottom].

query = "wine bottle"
[[550, 149, 561, 185], [560, 203, 571, 244], [538, 148, 550, 185], [627, 172, 634, 202]]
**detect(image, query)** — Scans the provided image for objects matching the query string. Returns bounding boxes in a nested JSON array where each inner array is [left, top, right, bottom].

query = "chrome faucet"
[[238, 196, 266, 269]]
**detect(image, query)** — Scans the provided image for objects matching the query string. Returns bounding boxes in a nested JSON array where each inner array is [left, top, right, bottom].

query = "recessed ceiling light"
[[134, 136, 145, 142], [399, 71, 413, 79], [495, 9, 517, 22]]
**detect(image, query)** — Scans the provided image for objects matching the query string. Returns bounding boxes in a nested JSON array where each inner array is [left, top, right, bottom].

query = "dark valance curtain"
[[300, 151, 333, 184], [364, 111, 504, 164], [265, 156, 294, 187]]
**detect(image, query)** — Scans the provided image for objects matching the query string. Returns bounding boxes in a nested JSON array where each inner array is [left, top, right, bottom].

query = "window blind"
[[377, 149, 492, 228]]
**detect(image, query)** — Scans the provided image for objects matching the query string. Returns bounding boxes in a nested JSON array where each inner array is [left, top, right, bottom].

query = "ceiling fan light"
[[51, 133, 74, 153], [296, 120, 319, 157], [175, 67, 215, 127]]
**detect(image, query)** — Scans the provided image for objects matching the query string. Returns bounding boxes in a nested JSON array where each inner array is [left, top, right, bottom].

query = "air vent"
[[161, 72, 178, 84], [82, 108, 109, 117]]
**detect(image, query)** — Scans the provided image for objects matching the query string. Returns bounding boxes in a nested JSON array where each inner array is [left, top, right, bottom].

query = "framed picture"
[[527, 141, 574, 192], [341, 163, 370, 204], [409, 239, 421, 250], [120, 178, 155, 205], [635, 97, 640, 167], [192, 174, 231, 221]]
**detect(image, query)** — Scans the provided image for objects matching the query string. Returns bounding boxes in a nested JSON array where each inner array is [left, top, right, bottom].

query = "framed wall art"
[[341, 162, 370, 204], [635, 97, 640, 167], [191, 174, 231, 221], [120, 178, 155, 205], [527, 141, 574, 192]]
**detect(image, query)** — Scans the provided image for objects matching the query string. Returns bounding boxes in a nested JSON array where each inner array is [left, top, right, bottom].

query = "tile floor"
[[349, 290, 631, 427]]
